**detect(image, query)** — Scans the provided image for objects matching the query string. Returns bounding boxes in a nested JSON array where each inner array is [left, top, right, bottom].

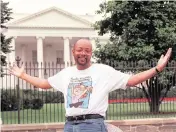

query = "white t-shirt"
[[48, 64, 131, 117]]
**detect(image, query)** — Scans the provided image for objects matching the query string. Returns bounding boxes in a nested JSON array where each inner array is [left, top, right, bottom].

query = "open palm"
[[8, 63, 25, 78], [157, 48, 172, 72]]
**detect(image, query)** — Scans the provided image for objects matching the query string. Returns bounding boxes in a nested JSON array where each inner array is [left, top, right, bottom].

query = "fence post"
[[16, 56, 21, 124]]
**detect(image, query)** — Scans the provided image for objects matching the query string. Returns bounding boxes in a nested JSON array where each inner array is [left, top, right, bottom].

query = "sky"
[[3, 0, 105, 15]]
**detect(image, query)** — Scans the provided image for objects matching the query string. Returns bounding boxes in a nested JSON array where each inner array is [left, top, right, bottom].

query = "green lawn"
[[1, 102, 176, 124], [106, 102, 176, 120]]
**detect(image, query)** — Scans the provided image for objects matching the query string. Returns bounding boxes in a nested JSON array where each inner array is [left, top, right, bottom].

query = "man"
[[9, 39, 172, 132]]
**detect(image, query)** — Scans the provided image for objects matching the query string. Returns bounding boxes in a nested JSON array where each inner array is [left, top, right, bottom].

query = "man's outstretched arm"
[[127, 48, 172, 87], [8, 63, 52, 89]]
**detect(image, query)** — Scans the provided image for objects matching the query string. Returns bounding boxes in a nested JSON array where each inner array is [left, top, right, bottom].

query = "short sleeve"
[[48, 69, 65, 92], [107, 66, 132, 92]]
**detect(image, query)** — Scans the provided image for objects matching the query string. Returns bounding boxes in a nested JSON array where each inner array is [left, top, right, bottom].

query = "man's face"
[[73, 86, 82, 96], [72, 39, 92, 66]]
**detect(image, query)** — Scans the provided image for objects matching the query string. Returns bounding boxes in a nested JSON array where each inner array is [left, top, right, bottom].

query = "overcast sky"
[[3, 0, 105, 15]]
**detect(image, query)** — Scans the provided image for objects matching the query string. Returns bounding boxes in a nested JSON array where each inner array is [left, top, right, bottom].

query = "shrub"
[[23, 99, 32, 109], [31, 98, 43, 109], [1, 91, 19, 111]]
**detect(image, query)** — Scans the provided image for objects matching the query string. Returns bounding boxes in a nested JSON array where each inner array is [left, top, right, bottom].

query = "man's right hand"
[[8, 62, 52, 89], [8, 63, 25, 78]]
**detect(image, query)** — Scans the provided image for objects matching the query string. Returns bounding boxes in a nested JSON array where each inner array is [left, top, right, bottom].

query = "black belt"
[[66, 114, 104, 121]]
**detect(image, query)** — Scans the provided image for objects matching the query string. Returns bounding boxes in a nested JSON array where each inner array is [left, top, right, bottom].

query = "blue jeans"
[[64, 118, 107, 132]]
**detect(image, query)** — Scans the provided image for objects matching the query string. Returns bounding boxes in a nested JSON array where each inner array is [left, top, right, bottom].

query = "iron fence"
[[1, 59, 176, 124]]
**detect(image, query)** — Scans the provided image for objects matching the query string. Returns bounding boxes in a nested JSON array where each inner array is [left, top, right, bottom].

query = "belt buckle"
[[71, 116, 76, 121], [83, 115, 86, 120], [75, 116, 78, 121], [74, 115, 85, 121]]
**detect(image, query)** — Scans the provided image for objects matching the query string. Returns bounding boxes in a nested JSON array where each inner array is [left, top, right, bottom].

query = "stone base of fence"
[[1, 118, 176, 132]]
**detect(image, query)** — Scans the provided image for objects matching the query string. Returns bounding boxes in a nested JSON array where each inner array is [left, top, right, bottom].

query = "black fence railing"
[[1, 60, 176, 124]]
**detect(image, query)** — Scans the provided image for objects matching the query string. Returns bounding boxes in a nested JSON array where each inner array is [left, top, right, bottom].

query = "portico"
[[4, 6, 109, 81], [8, 36, 95, 64], [6, 7, 110, 63]]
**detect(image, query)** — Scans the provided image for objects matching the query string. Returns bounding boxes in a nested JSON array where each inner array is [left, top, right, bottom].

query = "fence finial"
[[15, 56, 21, 66]]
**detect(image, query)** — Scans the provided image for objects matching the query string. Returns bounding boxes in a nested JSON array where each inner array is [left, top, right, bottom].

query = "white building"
[[2, 7, 109, 89], [5, 6, 109, 65]]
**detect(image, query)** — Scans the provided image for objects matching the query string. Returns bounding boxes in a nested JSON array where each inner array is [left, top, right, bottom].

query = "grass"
[[107, 102, 176, 120], [1, 102, 176, 124]]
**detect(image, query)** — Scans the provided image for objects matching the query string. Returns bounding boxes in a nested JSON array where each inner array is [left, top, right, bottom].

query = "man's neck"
[[76, 63, 91, 70]]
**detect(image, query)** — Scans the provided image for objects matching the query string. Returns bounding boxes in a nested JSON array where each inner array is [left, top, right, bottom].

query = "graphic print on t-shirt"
[[67, 76, 93, 108]]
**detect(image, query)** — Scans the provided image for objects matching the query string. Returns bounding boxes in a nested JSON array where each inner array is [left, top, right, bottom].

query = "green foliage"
[[1, 90, 18, 111], [173, 45, 176, 60], [94, 1, 176, 62], [1, 89, 64, 111], [167, 87, 176, 97], [109, 88, 145, 100], [23, 99, 32, 109], [1, 0, 13, 76], [109, 87, 176, 100], [31, 99, 43, 110], [94, 1, 176, 113]]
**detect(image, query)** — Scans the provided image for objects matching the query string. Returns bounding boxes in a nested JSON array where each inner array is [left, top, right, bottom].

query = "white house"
[[2, 7, 109, 89], [5, 6, 109, 65]]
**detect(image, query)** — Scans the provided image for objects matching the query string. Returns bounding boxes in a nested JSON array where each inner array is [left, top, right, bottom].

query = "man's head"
[[72, 39, 92, 69]]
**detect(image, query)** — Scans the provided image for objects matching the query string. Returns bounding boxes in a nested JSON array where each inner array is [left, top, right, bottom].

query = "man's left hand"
[[156, 48, 172, 72]]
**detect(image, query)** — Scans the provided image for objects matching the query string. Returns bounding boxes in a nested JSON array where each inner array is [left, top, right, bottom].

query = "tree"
[[1, 0, 13, 76], [94, 1, 176, 113], [173, 45, 176, 60]]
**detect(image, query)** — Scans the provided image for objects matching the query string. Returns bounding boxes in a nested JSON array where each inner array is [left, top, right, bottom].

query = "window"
[[56, 50, 63, 63], [32, 50, 37, 63]]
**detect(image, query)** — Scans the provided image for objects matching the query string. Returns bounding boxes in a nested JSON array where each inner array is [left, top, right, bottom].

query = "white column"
[[63, 37, 71, 67], [36, 36, 44, 63], [89, 37, 97, 63], [36, 36, 44, 78], [8, 36, 17, 63]]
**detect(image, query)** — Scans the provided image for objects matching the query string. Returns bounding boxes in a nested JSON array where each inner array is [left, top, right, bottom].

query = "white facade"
[[5, 6, 109, 64], [1, 7, 109, 89]]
